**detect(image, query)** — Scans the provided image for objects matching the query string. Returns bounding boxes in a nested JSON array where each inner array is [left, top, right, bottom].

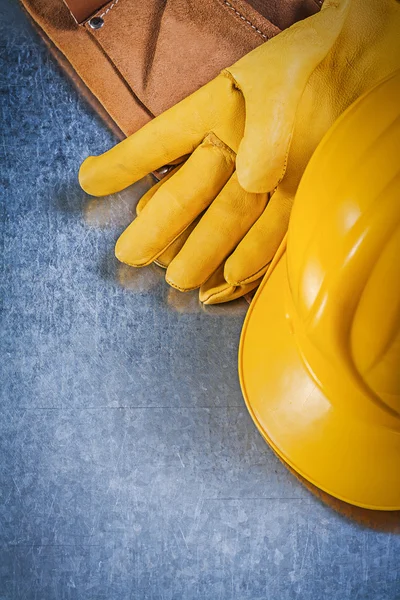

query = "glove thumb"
[[226, 0, 351, 194]]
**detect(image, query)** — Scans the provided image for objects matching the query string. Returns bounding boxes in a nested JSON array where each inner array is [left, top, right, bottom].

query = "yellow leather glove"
[[201, 0, 400, 303], [80, 0, 400, 304], [79, 0, 349, 302]]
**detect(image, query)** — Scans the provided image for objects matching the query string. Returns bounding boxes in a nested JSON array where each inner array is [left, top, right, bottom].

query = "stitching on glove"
[[166, 266, 225, 292], [154, 258, 168, 269], [165, 277, 199, 293], [99, 0, 120, 19], [203, 131, 236, 160], [227, 261, 271, 286], [222, 1, 268, 40], [202, 284, 237, 304], [116, 257, 153, 268], [278, 139, 292, 188]]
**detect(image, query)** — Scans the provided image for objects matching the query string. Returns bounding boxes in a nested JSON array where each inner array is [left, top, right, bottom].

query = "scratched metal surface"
[[0, 2, 399, 599]]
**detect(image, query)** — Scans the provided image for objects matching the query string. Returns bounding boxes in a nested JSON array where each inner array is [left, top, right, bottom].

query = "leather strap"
[[62, 0, 109, 24]]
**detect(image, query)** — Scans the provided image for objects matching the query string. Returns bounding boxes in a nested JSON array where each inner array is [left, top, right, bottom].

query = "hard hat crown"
[[287, 70, 400, 419]]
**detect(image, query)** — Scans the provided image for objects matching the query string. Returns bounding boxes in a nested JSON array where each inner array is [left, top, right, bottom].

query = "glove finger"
[[155, 217, 201, 269], [115, 133, 235, 267], [228, 0, 351, 193], [166, 172, 268, 292], [136, 165, 183, 215], [224, 187, 294, 285], [199, 264, 262, 305], [79, 75, 239, 197], [135, 165, 200, 269]]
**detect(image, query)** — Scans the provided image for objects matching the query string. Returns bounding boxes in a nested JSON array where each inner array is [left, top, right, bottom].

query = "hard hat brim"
[[239, 243, 400, 511]]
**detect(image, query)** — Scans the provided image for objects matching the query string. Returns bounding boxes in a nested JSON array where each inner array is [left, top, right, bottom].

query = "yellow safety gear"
[[239, 70, 400, 510]]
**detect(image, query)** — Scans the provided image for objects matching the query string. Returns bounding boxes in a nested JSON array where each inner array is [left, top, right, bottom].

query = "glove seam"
[[201, 285, 236, 304], [279, 142, 291, 188], [166, 265, 226, 292], [154, 259, 168, 269], [203, 131, 236, 160], [226, 261, 271, 286], [115, 257, 152, 268], [165, 277, 199, 293], [221, 69, 242, 93]]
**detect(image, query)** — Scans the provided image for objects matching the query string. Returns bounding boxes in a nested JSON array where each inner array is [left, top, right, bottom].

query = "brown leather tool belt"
[[21, 0, 322, 137]]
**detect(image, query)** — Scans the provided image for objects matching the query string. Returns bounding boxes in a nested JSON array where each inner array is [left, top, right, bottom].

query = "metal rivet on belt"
[[88, 16, 104, 29]]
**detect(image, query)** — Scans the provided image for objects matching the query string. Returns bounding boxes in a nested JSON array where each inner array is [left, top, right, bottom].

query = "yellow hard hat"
[[239, 69, 400, 511]]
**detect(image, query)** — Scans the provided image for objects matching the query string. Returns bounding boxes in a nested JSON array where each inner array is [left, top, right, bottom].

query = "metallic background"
[[1, 1, 399, 598]]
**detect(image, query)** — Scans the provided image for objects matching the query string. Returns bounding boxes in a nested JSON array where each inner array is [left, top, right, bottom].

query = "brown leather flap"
[[62, 0, 109, 24], [84, 0, 282, 117]]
